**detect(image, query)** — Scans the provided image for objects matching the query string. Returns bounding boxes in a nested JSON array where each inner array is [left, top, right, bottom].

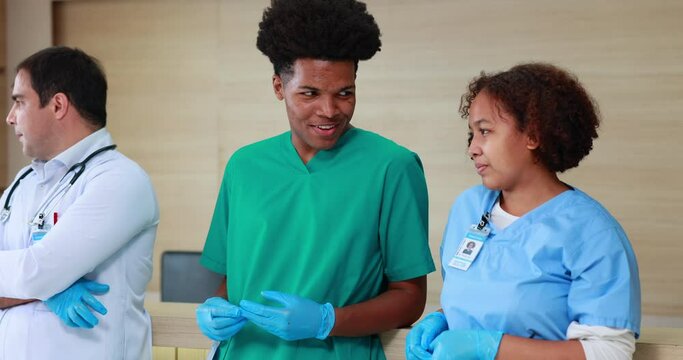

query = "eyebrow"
[[298, 85, 356, 92], [11, 94, 24, 101], [470, 118, 492, 127]]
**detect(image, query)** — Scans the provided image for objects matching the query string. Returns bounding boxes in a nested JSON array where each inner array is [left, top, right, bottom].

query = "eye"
[[300, 90, 316, 97], [479, 129, 490, 136], [338, 90, 354, 97]]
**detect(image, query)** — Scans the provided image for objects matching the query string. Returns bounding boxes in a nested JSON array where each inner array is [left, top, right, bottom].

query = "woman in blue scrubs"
[[407, 63, 641, 360]]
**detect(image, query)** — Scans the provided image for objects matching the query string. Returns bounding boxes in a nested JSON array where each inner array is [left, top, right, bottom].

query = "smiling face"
[[273, 58, 356, 163], [467, 91, 540, 192], [6, 69, 59, 160]]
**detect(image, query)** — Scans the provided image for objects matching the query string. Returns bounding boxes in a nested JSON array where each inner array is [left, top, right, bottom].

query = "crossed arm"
[[0, 297, 35, 310]]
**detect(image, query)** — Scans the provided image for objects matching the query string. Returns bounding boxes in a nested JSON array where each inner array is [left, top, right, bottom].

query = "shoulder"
[[452, 185, 495, 211], [541, 188, 633, 257], [558, 188, 625, 234], [231, 133, 284, 160], [83, 151, 155, 197], [225, 133, 285, 170], [351, 128, 423, 167], [100, 151, 150, 180]]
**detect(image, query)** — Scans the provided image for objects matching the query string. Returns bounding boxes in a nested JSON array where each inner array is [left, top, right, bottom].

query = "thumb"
[[83, 281, 110, 294], [260, 290, 292, 307]]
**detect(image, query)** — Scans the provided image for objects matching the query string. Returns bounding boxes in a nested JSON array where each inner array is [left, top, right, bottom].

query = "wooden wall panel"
[[0, 0, 6, 189], [53, 0, 222, 295], [50, 0, 683, 318]]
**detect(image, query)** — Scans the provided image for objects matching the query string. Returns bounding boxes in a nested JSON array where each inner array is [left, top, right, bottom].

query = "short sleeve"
[[566, 225, 641, 337], [200, 165, 230, 275], [379, 151, 435, 281]]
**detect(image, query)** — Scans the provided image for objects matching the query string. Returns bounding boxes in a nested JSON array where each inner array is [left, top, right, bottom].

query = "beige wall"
[[0, 0, 6, 188], [6, 0, 683, 318]]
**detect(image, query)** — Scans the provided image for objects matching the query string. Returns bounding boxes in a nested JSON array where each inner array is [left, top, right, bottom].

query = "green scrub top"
[[201, 128, 434, 360]]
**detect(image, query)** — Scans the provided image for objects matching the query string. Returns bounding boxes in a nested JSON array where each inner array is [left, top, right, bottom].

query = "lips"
[[311, 123, 338, 136], [475, 163, 488, 174]]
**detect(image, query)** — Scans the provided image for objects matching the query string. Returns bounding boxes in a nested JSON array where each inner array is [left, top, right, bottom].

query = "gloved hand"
[[406, 311, 449, 360], [239, 290, 335, 341], [45, 278, 109, 328], [196, 297, 247, 341], [430, 329, 504, 360]]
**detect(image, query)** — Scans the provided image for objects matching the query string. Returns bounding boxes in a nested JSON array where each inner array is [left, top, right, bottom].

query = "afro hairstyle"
[[256, 0, 382, 75]]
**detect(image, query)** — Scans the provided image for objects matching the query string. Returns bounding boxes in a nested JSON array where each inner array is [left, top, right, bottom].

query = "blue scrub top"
[[440, 185, 641, 340]]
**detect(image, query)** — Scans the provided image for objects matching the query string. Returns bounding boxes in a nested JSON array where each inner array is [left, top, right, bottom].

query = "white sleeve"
[[566, 321, 636, 360], [0, 161, 158, 299]]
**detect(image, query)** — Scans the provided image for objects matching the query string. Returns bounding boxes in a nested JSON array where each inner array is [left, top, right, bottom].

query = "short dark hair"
[[256, 0, 382, 76], [17, 46, 107, 128], [460, 63, 600, 173]]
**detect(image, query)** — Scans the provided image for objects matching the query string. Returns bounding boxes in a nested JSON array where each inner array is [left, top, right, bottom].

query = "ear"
[[272, 75, 284, 101], [51, 93, 70, 120], [526, 133, 540, 150]]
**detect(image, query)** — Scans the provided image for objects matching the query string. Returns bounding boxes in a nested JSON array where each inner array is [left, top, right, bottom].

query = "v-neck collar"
[[280, 128, 358, 174], [484, 188, 576, 238]]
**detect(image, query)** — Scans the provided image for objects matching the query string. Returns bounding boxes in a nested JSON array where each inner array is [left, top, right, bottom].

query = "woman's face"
[[467, 91, 539, 192]]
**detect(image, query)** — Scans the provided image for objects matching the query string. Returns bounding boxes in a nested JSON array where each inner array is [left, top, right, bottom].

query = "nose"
[[467, 134, 481, 160], [6, 104, 16, 126], [316, 96, 339, 119]]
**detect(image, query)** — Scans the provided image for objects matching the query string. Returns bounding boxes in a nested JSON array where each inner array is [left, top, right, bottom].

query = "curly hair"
[[256, 0, 381, 76], [460, 63, 600, 173]]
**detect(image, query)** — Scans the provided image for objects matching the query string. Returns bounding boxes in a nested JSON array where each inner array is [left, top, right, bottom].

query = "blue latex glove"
[[406, 311, 449, 360], [196, 297, 247, 341], [430, 329, 504, 360], [45, 278, 109, 328], [239, 290, 335, 341]]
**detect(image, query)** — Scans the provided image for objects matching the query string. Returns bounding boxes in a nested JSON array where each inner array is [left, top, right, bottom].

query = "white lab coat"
[[0, 129, 159, 360]]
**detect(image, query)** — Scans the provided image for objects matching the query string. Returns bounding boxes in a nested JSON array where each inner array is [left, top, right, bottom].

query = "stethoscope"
[[0, 144, 117, 225]]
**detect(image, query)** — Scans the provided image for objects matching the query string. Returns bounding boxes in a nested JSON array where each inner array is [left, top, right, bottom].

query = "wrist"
[[316, 302, 335, 340]]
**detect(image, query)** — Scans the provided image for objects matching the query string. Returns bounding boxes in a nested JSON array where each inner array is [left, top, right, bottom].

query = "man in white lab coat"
[[0, 46, 159, 360]]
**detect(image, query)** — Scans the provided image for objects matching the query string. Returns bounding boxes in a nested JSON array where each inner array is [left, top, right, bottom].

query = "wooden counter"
[[147, 301, 683, 360]]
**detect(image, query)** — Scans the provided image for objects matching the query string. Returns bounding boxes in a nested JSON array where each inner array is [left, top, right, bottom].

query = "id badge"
[[30, 223, 51, 243], [448, 224, 490, 271]]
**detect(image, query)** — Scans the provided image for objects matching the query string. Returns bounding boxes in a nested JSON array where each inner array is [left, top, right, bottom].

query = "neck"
[[499, 170, 569, 217], [43, 125, 100, 161]]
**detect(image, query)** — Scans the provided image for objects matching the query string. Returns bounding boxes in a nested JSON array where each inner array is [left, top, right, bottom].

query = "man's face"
[[273, 58, 356, 163], [6, 69, 58, 160]]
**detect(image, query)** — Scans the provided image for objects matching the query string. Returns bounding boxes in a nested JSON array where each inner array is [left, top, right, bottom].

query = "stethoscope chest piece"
[[0, 209, 10, 223]]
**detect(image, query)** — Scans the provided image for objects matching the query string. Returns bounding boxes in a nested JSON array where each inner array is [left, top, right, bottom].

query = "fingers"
[[421, 327, 437, 350], [82, 292, 108, 316], [260, 290, 291, 307], [410, 345, 434, 360], [204, 296, 230, 307], [197, 309, 248, 341], [210, 305, 241, 318], [83, 281, 110, 295], [239, 300, 280, 319], [212, 318, 248, 339], [67, 304, 96, 328]]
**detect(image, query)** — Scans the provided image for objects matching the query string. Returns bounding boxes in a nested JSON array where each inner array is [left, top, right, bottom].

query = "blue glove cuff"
[[425, 311, 447, 323], [316, 302, 335, 340], [478, 330, 504, 360]]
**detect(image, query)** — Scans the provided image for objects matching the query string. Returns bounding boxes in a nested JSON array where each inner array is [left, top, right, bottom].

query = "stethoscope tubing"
[[1, 144, 117, 224]]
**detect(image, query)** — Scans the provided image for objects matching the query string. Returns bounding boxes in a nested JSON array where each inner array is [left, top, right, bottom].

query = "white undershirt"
[[491, 199, 636, 360]]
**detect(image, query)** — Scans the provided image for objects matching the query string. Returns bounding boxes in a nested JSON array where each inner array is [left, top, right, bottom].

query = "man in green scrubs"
[[196, 1, 435, 359]]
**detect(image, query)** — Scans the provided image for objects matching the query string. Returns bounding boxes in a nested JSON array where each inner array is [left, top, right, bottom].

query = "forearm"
[[496, 335, 586, 360], [0, 297, 35, 309], [215, 277, 227, 298], [330, 276, 426, 337]]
